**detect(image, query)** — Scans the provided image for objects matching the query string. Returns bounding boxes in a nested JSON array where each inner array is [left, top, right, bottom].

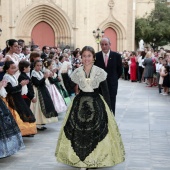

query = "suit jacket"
[[41, 52, 48, 60], [95, 51, 122, 96]]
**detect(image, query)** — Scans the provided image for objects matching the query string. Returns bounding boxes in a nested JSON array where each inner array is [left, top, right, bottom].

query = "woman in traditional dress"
[[30, 60, 58, 131], [3, 61, 37, 137], [43, 59, 68, 112], [4, 39, 20, 78], [58, 55, 75, 96], [0, 80, 25, 158], [55, 46, 125, 170], [48, 54, 71, 105]]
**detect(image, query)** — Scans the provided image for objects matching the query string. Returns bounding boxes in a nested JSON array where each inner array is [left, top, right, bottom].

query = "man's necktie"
[[104, 54, 108, 67]]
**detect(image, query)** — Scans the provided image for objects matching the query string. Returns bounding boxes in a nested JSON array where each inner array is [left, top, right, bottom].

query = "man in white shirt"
[[156, 57, 163, 93]]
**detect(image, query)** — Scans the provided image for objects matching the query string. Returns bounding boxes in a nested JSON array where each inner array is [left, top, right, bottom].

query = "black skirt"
[[162, 73, 170, 87], [64, 91, 108, 161], [6, 92, 36, 123], [37, 86, 58, 118], [0, 98, 24, 158]]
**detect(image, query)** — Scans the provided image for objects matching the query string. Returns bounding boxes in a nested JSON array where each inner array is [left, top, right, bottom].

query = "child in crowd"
[[162, 65, 170, 95], [43, 59, 67, 113], [48, 55, 71, 104], [156, 57, 163, 93], [58, 55, 75, 96], [30, 60, 58, 131], [18, 60, 37, 106], [3, 61, 37, 137], [29, 51, 41, 74], [159, 60, 167, 95]]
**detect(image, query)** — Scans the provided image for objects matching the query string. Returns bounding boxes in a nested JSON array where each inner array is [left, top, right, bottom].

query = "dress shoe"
[[23, 134, 34, 137], [37, 127, 45, 131], [146, 84, 152, 87]]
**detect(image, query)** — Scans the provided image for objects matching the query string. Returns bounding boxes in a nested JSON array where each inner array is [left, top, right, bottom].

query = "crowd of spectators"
[[121, 47, 170, 95]]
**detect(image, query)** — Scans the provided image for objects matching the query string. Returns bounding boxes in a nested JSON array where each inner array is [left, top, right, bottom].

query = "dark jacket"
[[18, 72, 35, 100], [95, 51, 122, 96]]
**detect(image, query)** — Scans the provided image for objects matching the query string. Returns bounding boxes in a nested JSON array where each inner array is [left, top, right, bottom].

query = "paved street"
[[0, 79, 170, 170]]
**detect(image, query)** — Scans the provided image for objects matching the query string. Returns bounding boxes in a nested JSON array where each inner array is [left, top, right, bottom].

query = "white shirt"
[[138, 56, 144, 67], [156, 63, 162, 73], [102, 50, 110, 61]]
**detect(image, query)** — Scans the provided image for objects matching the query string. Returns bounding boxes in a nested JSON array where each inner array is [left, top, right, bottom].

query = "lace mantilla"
[[3, 74, 18, 87], [31, 70, 44, 80], [3, 73, 28, 95], [70, 65, 107, 92]]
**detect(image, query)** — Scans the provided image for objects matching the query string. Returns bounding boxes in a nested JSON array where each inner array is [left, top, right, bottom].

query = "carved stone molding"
[[108, 0, 114, 10], [32, 0, 56, 5]]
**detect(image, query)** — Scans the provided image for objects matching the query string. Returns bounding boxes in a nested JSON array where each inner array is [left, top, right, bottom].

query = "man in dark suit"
[[41, 46, 50, 60], [95, 37, 122, 115]]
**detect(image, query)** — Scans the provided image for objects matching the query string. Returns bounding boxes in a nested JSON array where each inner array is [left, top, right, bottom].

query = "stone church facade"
[[0, 0, 154, 52]]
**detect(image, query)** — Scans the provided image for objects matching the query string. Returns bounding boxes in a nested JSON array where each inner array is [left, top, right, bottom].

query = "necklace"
[[83, 65, 93, 84]]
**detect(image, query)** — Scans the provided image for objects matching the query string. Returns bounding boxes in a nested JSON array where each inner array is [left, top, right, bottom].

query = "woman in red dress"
[[130, 52, 137, 82]]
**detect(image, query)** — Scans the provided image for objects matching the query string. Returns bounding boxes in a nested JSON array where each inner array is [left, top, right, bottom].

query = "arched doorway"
[[31, 21, 55, 49], [15, 4, 72, 49], [104, 27, 117, 51]]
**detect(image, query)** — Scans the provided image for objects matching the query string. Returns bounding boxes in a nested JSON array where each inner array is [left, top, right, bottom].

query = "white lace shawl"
[[31, 70, 44, 80], [70, 65, 107, 92], [3, 73, 18, 87], [3, 73, 27, 95]]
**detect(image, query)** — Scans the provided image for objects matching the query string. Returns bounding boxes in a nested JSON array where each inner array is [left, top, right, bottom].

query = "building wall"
[[136, 0, 155, 18], [0, 0, 154, 52]]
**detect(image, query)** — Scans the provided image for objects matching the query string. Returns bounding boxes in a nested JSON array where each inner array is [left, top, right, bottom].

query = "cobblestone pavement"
[[0, 79, 170, 170]]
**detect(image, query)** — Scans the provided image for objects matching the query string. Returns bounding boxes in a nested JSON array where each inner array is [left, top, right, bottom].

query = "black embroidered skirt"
[[56, 91, 125, 168], [0, 98, 24, 158]]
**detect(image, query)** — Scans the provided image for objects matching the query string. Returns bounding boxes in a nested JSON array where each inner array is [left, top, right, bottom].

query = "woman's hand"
[[1, 80, 8, 87], [44, 72, 49, 78], [31, 97, 37, 103], [49, 72, 53, 77], [20, 80, 29, 86]]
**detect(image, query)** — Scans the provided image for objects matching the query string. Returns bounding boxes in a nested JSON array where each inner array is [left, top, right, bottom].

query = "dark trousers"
[[124, 67, 129, 80], [138, 66, 144, 82], [110, 95, 116, 116], [156, 72, 162, 93], [136, 63, 139, 81]]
